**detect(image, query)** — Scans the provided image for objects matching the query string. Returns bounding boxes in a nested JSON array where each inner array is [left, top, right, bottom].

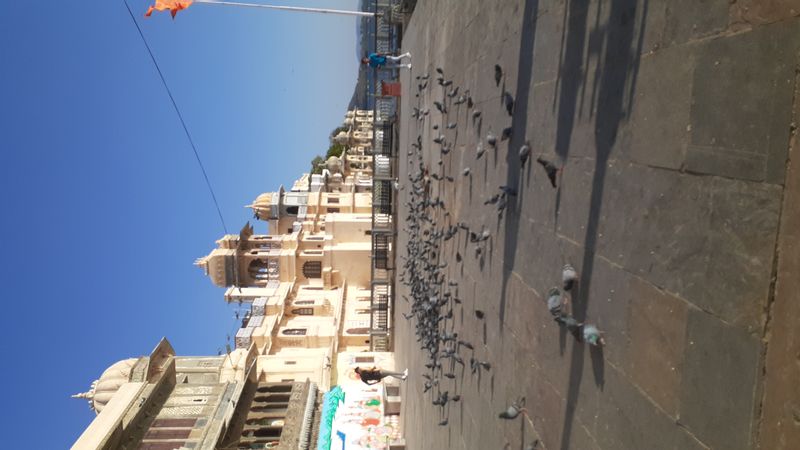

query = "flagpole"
[[193, 0, 377, 17]]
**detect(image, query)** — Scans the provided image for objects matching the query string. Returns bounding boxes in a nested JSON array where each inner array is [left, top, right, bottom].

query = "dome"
[[334, 131, 350, 144], [326, 156, 343, 174], [253, 192, 272, 207], [248, 192, 276, 221], [72, 358, 137, 414]]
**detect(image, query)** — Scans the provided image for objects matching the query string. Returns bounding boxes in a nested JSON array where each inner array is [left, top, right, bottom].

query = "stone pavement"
[[392, 1, 800, 449]]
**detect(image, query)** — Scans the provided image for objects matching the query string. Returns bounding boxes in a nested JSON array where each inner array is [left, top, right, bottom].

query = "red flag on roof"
[[145, 0, 194, 19]]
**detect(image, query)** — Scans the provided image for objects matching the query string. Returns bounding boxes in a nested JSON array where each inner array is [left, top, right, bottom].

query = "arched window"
[[282, 328, 307, 336], [286, 206, 298, 215], [291, 308, 314, 316], [302, 261, 322, 279]]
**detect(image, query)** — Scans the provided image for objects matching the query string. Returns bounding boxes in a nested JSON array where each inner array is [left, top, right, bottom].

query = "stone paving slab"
[[393, 1, 800, 449]]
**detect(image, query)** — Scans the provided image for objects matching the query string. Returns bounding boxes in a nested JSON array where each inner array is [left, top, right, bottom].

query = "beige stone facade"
[[72, 110, 402, 450], [194, 109, 391, 395]]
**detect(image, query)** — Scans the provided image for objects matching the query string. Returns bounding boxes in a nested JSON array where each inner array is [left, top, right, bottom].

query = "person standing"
[[361, 52, 412, 70], [354, 366, 408, 385]]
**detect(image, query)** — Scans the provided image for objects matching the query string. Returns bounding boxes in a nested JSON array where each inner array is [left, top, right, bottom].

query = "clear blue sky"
[[0, 0, 359, 446]]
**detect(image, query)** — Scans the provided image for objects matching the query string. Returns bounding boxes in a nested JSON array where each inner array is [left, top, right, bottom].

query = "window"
[[365, 230, 372, 235], [291, 308, 314, 316], [328, 197, 340, 204], [284, 360, 296, 365], [355, 356, 375, 363], [327, 207, 340, 213], [150, 419, 197, 428], [294, 300, 314, 306], [282, 328, 307, 336], [287, 228, 293, 234], [144, 429, 191, 440], [302, 261, 322, 278], [356, 308, 370, 314], [286, 206, 298, 215]]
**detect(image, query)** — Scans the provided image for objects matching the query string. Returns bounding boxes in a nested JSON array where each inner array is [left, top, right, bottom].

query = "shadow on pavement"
[[556, 1, 648, 449]]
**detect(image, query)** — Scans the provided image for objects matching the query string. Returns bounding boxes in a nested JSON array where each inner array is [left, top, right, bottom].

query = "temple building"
[[72, 110, 402, 450]]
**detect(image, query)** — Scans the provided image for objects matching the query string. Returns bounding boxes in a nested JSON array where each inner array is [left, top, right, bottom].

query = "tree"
[[329, 126, 348, 142], [326, 143, 345, 159], [310, 155, 325, 175]]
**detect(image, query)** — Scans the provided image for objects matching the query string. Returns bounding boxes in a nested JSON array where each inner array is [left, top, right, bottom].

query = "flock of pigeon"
[[396, 63, 606, 448]]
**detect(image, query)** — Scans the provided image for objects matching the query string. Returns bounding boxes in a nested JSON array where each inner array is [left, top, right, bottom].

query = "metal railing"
[[367, 1, 402, 352]]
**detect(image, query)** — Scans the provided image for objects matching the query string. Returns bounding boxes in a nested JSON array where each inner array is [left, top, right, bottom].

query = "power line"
[[123, 0, 229, 234]]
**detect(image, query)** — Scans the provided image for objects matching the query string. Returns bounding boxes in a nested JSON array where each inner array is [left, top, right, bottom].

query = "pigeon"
[[452, 394, 461, 402], [554, 314, 582, 333], [463, 167, 471, 177], [472, 110, 482, 120], [442, 79, 453, 87], [476, 142, 486, 160], [454, 95, 467, 105], [501, 126, 513, 141], [546, 287, 565, 317], [436, 67, 444, 75], [478, 361, 491, 370], [582, 324, 605, 346], [457, 340, 474, 350], [456, 252, 462, 262], [446, 122, 457, 129], [434, 101, 447, 114], [524, 440, 541, 450], [503, 91, 515, 115], [499, 185, 517, 196], [486, 133, 497, 147], [494, 64, 503, 87], [438, 419, 449, 426], [498, 398, 527, 419], [433, 135, 445, 144], [536, 157, 560, 188], [562, 263, 578, 291], [467, 96, 474, 108], [433, 124, 439, 130], [445, 175, 454, 182], [448, 86, 459, 98], [475, 309, 485, 319], [444, 372, 456, 379], [497, 195, 508, 216], [519, 142, 531, 167], [484, 194, 501, 205]]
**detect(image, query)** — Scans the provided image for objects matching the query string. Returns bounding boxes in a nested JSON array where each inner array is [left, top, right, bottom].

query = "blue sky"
[[0, 0, 359, 446]]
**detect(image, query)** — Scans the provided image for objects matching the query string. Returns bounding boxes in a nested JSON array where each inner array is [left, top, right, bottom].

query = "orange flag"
[[145, 0, 194, 19]]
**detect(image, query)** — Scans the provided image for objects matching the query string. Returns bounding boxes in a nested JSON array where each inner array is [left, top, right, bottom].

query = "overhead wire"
[[122, 0, 229, 234]]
